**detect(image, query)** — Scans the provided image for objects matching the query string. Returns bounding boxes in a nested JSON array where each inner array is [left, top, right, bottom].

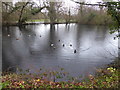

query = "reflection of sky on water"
[[2, 24, 118, 78]]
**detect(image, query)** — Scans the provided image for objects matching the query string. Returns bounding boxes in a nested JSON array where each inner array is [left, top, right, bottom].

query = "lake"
[[2, 24, 118, 79]]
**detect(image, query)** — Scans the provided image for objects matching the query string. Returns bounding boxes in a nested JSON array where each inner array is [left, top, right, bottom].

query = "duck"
[[114, 37, 116, 40], [58, 40, 60, 42], [70, 44, 72, 46], [50, 43, 54, 47], [74, 49, 77, 53], [8, 34, 10, 37], [62, 44, 65, 47], [28, 35, 31, 37], [16, 38, 19, 40]]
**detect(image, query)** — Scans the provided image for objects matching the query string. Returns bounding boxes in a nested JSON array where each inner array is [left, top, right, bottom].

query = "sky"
[[30, 0, 119, 8], [13, 0, 118, 14], [31, 0, 103, 9], [13, 0, 103, 5], [13, 0, 119, 6]]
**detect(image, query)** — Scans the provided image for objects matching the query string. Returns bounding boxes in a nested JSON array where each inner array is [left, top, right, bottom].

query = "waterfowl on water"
[[74, 49, 77, 53], [8, 34, 10, 37], [50, 43, 54, 47], [70, 44, 72, 46], [62, 44, 65, 47], [28, 35, 31, 37], [114, 37, 116, 40], [58, 40, 60, 42], [16, 38, 19, 40]]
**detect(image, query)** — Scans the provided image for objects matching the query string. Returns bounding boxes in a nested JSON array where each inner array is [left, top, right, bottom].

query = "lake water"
[[2, 24, 118, 79]]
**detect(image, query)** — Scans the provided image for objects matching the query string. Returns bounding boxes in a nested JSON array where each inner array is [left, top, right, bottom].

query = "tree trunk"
[[18, 2, 29, 25]]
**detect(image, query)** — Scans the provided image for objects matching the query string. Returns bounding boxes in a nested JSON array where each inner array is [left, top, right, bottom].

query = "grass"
[[26, 19, 49, 23], [26, 19, 76, 23]]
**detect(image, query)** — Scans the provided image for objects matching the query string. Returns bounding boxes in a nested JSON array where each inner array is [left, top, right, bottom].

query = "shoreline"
[[2, 22, 109, 27], [1, 59, 119, 88], [2, 22, 77, 26]]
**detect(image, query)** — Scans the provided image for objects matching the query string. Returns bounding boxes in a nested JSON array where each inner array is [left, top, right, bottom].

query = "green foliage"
[[1, 65, 119, 88], [106, 2, 120, 34], [1, 81, 10, 88], [2, 1, 115, 26], [87, 13, 96, 23]]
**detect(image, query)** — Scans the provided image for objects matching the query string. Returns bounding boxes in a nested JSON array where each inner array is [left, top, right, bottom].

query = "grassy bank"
[[2, 19, 77, 26], [2, 19, 110, 26], [1, 59, 119, 88]]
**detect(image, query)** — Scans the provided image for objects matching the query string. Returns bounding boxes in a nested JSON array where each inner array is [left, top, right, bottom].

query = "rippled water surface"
[[2, 24, 118, 78]]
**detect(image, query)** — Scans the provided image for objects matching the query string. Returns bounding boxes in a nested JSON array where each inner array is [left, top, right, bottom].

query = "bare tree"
[[43, 0, 63, 24], [18, 2, 30, 25]]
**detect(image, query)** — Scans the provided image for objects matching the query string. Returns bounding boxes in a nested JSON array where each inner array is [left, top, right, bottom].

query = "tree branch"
[[70, 0, 107, 6]]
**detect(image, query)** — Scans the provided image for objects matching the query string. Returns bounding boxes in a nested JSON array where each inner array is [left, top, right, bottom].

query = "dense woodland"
[[2, 0, 119, 26]]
